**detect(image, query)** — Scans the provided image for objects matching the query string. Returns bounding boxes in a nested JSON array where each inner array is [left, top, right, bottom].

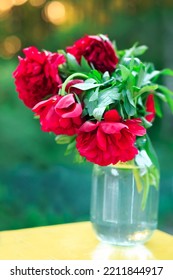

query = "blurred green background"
[[0, 0, 173, 233]]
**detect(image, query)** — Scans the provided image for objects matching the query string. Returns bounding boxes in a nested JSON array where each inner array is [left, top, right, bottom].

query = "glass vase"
[[90, 150, 160, 246]]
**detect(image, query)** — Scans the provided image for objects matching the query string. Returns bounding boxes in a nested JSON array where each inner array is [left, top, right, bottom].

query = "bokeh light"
[[29, 0, 46, 7], [43, 1, 66, 25], [13, 0, 28, 6], [3, 35, 21, 56], [0, 0, 13, 12], [0, 0, 28, 17]]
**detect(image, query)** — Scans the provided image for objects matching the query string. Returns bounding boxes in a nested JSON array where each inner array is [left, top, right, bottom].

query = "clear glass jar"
[[90, 159, 159, 246]]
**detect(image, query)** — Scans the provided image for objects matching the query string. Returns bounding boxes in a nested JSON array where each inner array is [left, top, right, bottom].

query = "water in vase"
[[90, 165, 159, 246]]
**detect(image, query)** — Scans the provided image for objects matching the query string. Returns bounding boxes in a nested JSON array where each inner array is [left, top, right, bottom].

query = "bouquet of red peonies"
[[13, 34, 173, 168]]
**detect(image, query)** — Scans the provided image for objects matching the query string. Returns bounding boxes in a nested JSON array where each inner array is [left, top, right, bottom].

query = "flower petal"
[[79, 121, 99, 132], [66, 79, 84, 95], [146, 94, 155, 122], [59, 118, 71, 128], [32, 96, 58, 112], [104, 109, 122, 122], [97, 128, 107, 151], [101, 122, 127, 134], [55, 94, 75, 109], [126, 119, 146, 136], [61, 103, 82, 118]]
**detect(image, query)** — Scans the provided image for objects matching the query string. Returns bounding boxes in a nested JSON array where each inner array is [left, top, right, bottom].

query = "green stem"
[[60, 73, 88, 96], [141, 172, 150, 210], [133, 168, 143, 193]]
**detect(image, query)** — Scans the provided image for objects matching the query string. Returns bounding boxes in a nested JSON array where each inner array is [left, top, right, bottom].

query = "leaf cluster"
[[57, 42, 173, 162], [60, 43, 173, 126]]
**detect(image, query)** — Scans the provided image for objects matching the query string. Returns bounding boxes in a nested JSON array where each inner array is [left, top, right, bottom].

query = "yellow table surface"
[[0, 221, 173, 260]]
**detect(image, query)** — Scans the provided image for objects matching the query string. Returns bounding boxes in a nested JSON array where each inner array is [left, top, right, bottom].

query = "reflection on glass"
[[91, 243, 155, 260]]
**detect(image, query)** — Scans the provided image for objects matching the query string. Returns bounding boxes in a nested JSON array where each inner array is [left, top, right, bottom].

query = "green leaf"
[[85, 78, 97, 83], [65, 140, 76, 155], [88, 69, 102, 82], [154, 96, 163, 117], [55, 135, 75, 144], [119, 64, 130, 81], [158, 85, 173, 112], [123, 90, 136, 116], [99, 34, 109, 41], [137, 96, 143, 107], [123, 43, 148, 58], [138, 84, 158, 96], [102, 71, 110, 81], [84, 92, 98, 116], [141, 117, 152, 129], [124, 97, 136, 116], [136, 135, 159, 171], [74, 151, 86, 163], [121, 57, 133, 68], [135, 149, 152, 169], [129, 56, 135, 71], [93, 107, 106, 121], [66, 53, 81, 72], [133, 45, 148, 56], [126, 73, 136, 93], [73, 82, 101, 91], [158, 85, 173, 96], [109, 89, 121, 100], [118, 103, 125, 119], [144, 135, 160, 170], [145, 62, 155, 73], [89, 87, 99, 102], [154, 92, 167, 102], [81, 56, 92, 71], [57, 49, 66, 56], [135, 143, 159, 209], [133, 86, 141, 92], [127, 89, 135, 105], [81, 108, 88, 117], [161, 68, 173, 76], [143, 71, 160, 84], [66, 54, 92, 73], [135, 135, 160, 209], [123, 42, 138, 57], [101, 77, 115, 87], [98, 88, 116, 107], [136, 66, 146, 87], [149, 166, 160, 190]]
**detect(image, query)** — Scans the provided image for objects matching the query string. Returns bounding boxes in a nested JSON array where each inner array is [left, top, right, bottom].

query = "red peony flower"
[[76, 110, 146, 166], [66, 35, 118, 73], [13, 46, 66, 109], [65, 79, 84, 95], [145, 94, 155, 122], [32, 94, 83, 136]]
